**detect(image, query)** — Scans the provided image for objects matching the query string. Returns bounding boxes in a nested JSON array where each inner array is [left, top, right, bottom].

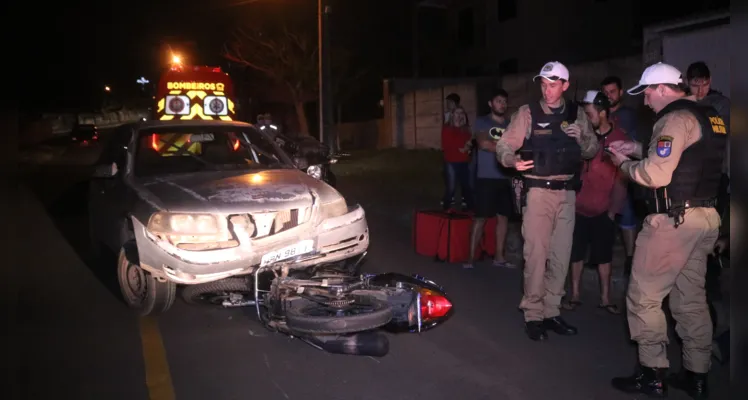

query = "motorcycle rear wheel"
[[285, 295, 392, 335]]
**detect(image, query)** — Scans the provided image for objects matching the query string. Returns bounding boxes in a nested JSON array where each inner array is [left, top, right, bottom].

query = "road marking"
[[139, 316, 176, 400]]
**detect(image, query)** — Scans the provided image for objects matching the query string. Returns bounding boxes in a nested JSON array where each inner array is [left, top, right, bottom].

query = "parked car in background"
[[70, 123, 99, 146]]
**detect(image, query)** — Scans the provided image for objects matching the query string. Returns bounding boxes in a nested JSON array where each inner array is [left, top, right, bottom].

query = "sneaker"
[[493, 260, 517, 268]]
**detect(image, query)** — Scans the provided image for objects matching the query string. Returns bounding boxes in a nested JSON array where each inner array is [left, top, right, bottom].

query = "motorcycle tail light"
[[419, 289, 452, 320]]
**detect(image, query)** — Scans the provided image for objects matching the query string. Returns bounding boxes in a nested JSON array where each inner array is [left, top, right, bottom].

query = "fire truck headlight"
[[166, 95, 190, 115], [204, 96, 228, 116]]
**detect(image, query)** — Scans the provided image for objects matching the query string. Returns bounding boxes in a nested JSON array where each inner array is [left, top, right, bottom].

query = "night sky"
[[18, 0, 729, 113], [19, 0, 417, 112]]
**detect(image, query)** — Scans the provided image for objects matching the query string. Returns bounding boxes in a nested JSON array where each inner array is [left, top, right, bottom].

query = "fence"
[[375, 54, 646, 150]]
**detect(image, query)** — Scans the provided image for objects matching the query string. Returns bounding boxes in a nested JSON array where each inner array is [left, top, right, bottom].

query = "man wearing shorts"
[[463, 88, 515, 269], [601, 76, 639, 273], [563, 91, 628, 314]]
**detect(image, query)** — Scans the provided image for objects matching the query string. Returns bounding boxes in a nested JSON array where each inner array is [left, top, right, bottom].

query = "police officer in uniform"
[[495, 61, 599, 341], [607, 62, 726, 399]]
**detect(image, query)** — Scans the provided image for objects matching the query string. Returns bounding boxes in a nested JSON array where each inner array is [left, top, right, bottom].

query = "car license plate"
[[260, 240, 314, 267]]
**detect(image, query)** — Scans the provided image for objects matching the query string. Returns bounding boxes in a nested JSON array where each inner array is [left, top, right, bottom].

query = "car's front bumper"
[[133, 205, 369, 285]]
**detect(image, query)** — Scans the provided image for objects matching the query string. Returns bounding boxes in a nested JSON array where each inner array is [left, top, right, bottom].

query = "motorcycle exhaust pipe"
[[302, 331, 389, 357]]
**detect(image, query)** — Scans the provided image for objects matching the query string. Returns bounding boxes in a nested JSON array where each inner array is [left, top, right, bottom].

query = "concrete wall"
[[19, 109, 149, 148], [382, 78, 498, 149], [377, 55, 643, 150], [76, 109, 149, 130], [500, 55, 643, 114]]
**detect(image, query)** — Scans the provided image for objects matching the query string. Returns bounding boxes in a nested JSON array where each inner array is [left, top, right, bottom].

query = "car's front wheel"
[[117, 246, 176, 316]]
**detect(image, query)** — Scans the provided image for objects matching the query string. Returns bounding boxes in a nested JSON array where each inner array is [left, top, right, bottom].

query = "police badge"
[[561, 121, 569, 130]]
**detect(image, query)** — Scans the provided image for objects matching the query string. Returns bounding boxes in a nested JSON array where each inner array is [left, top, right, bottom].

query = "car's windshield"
[[133, 125, 293, 177]]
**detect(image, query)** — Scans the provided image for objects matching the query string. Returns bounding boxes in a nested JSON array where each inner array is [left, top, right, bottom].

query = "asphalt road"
[[10, 136, 729, 400]]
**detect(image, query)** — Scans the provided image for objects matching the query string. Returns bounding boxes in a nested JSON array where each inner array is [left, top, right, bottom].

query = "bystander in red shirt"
[[441, 125, 472, 163], [575, 123, 629, 217]]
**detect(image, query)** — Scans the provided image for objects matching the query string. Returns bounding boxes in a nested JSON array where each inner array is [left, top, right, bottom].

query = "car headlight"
[[307, 165, 322, 179], [320, 198, 348, 220], [146, 212, 238, 251]]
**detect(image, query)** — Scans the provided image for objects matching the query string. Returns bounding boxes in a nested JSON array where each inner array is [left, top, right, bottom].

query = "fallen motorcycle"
[[181, 253, 454, 357]]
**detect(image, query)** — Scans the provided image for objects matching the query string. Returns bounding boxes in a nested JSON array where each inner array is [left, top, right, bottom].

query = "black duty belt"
[[675, 199, 718, 209], [524, 178, 576, 191], [648, 197, 718, 228]]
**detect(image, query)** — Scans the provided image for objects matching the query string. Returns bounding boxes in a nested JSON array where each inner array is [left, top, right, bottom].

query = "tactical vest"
[[647, 99, 727, 214], [521, 101, 582, 176]]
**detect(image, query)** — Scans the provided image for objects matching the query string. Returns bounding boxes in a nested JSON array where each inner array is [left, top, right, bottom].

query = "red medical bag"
[[413, 210, 489, 263]]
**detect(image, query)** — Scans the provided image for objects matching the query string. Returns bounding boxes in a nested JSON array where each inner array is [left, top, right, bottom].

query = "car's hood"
[[132, 169, 340, 214]]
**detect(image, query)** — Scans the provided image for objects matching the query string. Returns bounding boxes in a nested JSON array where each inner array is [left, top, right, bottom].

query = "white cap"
[[627, 62, 684, 95], [581, 90, 600, 104], [533, 61, 569, 82]]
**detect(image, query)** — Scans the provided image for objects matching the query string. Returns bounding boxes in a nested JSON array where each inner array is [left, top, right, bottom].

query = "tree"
[[223, 23, 318, 135]]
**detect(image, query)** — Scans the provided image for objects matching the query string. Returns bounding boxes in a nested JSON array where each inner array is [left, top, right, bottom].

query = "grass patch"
[[335, 148, 446, 201], [335, 148, 442, 177]]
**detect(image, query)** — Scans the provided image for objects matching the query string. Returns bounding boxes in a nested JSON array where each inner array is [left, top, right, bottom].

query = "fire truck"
[[154, 63, 237, 121]]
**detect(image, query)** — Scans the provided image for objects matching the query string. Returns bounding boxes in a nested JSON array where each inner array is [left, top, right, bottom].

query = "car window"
[[97, 126, 131, 169], [133, 125, 292, 177]]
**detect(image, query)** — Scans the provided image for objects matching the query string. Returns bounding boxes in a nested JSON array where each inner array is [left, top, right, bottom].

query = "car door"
[[90, 127, 133, 251]]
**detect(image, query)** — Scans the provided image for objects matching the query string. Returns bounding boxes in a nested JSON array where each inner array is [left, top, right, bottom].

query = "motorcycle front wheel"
[[181, 277, 253, 307], [285, 294, 392, 335]]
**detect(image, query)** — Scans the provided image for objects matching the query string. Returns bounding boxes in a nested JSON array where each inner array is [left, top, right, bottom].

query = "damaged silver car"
[[88, 121, 369, 316]]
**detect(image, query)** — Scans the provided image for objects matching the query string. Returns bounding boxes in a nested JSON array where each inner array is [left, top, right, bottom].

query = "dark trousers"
[[442, 161, 473, 209]]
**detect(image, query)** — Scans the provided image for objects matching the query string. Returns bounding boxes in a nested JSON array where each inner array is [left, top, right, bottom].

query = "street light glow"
[[104, 86, 111, 92], [136, 77, 150, 85], [172, 55, 181, 64]]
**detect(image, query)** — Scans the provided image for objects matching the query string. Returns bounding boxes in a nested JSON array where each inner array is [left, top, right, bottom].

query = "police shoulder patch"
[[655, 135, 673, 158]]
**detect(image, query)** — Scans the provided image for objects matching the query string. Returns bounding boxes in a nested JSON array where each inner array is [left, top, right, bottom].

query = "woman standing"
[[440, 106, 473, 210]]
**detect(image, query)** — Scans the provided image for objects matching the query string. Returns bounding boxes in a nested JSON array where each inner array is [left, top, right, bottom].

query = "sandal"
[[599, 304, 621, 315], [563, 299, 582, 310]]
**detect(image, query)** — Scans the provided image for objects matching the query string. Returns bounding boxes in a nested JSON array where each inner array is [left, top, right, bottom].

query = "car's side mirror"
[[293, 156, 309, 170], [93, 162, 118, 178]]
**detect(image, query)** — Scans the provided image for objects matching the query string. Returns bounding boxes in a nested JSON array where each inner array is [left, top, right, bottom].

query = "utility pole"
[[317, 0, 324, 143], [318, 0, 336, 152], [412, 0, 419, 78]]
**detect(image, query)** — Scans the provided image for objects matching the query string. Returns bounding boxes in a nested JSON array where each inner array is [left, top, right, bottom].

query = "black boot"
[[542, 316, 578, 335], [611, 365, 667, 397], [524, 321, 547, 341], [669, 369, 709, 399]]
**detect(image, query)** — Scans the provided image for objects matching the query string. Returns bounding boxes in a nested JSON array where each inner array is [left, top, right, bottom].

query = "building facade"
[[433, 0, 640, 76]]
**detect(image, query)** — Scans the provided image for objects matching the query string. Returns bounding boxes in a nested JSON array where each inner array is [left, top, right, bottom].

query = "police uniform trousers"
[[627, 207, 720, 372], [519, 187, 576, 321]]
